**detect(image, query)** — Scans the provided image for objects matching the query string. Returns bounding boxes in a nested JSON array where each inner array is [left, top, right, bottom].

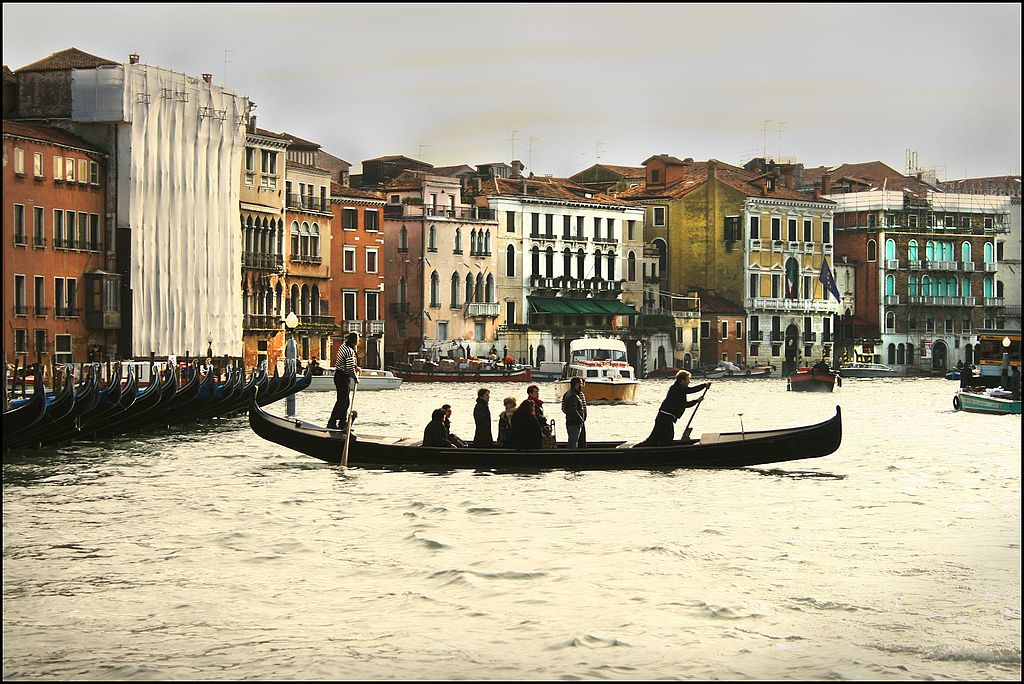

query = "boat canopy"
[[569, 337, 628, 354]]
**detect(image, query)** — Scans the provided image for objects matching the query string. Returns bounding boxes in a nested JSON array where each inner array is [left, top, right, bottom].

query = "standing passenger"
[[472, 388, 494, 448], [508, 399, 542, 450], [560, 377, 588, 449], [496, 396, 517, 447]]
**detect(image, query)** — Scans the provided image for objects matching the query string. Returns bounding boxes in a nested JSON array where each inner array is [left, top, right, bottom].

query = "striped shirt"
[[334, 343, 357, 376]]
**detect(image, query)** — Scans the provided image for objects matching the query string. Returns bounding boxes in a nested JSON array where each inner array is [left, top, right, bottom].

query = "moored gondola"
[[247, 387, 842, 471], [2, 373, 48, 442]]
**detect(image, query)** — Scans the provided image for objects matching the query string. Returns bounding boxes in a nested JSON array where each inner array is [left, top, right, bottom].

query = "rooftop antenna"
[[509, 129, 520, 161], [418, 143, 431, 161], [529, 136, 540, 172], [595, 140, 605, 162], [776, 121, 787, 159], [223, 48, 233, 86], [761, 119, 773, 158]]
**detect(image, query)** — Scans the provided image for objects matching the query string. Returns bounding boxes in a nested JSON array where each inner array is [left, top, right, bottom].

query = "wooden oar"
[[341, 376, 358, 469], [681, 385, 710, 440]]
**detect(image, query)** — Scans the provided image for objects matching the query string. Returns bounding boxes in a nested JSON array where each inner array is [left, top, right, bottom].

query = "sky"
[[3, 3, 1021, 180]]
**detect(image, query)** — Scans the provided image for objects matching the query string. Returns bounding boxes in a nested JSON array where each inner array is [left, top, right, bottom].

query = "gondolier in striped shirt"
[[327, 332, 360, 430]]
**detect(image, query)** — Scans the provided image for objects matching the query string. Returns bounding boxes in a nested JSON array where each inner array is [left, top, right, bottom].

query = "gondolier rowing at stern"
[[639, 369, 709, 446], [327, 332, 360, 430]]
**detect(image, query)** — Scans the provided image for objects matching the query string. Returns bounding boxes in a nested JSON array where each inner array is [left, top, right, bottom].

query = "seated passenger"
[[507, 399, 542, 450], [423, 408, 457, 448]]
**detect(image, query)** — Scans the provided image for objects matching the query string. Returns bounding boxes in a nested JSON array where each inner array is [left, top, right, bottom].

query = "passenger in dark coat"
[[640, 369, 710, 446], [496, 396, 517, 447], [423, 408, 456, 447], [960, 363, 974, 388], [472, 388, 494, 448], [507, 399, 542, 450]]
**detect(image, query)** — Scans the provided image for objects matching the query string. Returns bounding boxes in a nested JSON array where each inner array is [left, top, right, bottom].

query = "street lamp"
[[206, 332, 213, 360], [1001, 336, 1011, 388], [284, 311, 299, 416]]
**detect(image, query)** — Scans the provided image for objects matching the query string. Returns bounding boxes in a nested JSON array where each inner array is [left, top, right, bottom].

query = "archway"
[[783, 323, 800, 375], [964, 343, 974, 366], [931, 339, 948, 372]]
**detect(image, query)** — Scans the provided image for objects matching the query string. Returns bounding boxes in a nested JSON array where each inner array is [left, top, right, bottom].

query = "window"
[[343, 246, 356, 272], [365, 291, 379, 322], [13, 204, 26, 243], [14, 274, 26, 314], [701, 321, 710, 339], [546, 213, 554, 237], [506, 301, 516, 325], [53, 155, 63, 181], [89, 214, 100, 250], [33, 152, 43, 178], [822, 221, 831, 243], [506, 245, 516, 277], [720, 321, 728, 340], [650, 169, 660, 183], [55, 334, 73, 364], [15, 328, 27, 354], [33, 207, 45, 246], [398, 226, 408, 251], [454, 227, 463, 254], [65, 157, 75, 182], [653, 207, 666, 227], [627, 220, 636, 240], [437, 320, 448, 341], [450, 273, 461, 308], [245, 147, 255, 178], [749, 215, 760, 240], [771, 274, 781, 298], [724, 216, 740, 241], [908, 214, 918, 229], [607, 218, 615, 242], [430, 271, 440, 308], [78, 159, 88, 184], [531, 213, 540, 235], [788, 218, 798, 242], [771, 217, 781, 241], [343, 291, 357, 321], [343, 208, 358, 230], [531, 246, 540, 275], [365, 247, 378, 273], [593, 216, 602, 240], [803, 219, 812, 242], [428, 225, 437, 252], [908, 240, 919, 261], [35, 329, 47, 355], [627, 252, 636, 282], [53, 209, 64, 247], [749, 273, 759, 298], [389, 195, 400, 204], [89, 161, 99, 185], [867, 239, 877, 262], [78, 212, 88, 247], [506, 211, 515, 233], [365, 209, 379, 232], [14, 147, 24, 175]]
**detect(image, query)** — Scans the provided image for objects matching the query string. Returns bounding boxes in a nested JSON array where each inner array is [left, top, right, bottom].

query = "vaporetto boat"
[[553, 337, 639, 404]]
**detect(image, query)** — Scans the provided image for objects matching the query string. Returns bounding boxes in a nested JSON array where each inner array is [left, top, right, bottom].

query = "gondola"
[[7, 371, 96, 449], [2, 373, 48, 442], [248, 388, 842, 471], [4, 372, 76, 448], [34, 368, 103, 447]]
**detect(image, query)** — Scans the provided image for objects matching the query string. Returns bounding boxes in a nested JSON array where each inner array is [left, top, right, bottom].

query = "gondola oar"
[[681, 385, 710, 440], [341, 376, 358, 469]]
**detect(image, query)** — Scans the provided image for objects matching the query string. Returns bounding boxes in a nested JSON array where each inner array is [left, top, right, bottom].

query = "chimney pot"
[[202, 73, 213, 84], [128, 53, 140, 65]]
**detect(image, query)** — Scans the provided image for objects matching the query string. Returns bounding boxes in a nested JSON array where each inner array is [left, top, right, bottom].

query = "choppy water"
[[3, 377, 1020, 680]]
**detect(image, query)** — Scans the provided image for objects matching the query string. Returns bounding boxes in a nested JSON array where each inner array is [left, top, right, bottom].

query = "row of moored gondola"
[[3, 361, 313, 450]]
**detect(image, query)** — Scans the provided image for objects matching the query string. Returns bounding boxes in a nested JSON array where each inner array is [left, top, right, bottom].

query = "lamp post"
[[284, 311, 298, 416], [206, 332, 213, 361], [1001, 335, 1011, 388]]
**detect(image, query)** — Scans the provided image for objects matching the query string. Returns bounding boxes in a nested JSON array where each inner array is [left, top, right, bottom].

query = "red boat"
[[389, 365, 532, 383], [787, 366, 840, 392]]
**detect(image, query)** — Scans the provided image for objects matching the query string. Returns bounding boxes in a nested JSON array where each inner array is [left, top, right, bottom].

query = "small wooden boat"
[[953, 387, 1022, 415], [248, 389, 842, 471], [787, 367, 840, 392], [837, 362, 897, 378], [390, 365, 531, 383], [306, 368, 403, 391]]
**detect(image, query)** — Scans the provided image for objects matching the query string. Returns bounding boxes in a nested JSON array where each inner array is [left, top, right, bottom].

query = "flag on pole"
[[820, 258, 842, 302]]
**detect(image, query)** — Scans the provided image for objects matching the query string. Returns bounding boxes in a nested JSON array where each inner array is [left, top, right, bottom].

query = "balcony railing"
[[289, 254, 323, 265], [983, 262, 998, 272], [365, 320, 385, 335], [923, 260, 957, 271], [344, 320, 363, 334], [906, 296, 976, 306], [297, 315, 337, 329], [885, 259, 900, 270], [34, 306, 49, 317], [749, 239, 762, 251], [769, 331, 784, 342], [466, 302, 500, 317], [749, 330, 764, 341], [884, 295, 901, 305], [55, 307, 80, 318], [286, 194, 330, 213], [383, 205, 496, 221], [961, 262, 975, 272], [243, 252, 284, 270], [802, 332, 818, 341], [983, 297, 1004, 307], [746, 298, 838, 313], [243, 314, 280, 331], [908, 259, 922, 269]]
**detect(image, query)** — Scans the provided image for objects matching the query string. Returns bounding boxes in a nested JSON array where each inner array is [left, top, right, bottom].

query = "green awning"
[[528, 297, 638, 316]]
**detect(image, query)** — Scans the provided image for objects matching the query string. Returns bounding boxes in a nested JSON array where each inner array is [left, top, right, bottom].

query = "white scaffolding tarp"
[[116, 65, 246, 358]]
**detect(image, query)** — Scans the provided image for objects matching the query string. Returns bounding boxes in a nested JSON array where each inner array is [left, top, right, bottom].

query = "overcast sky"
[[3, 3, 1021, 180]]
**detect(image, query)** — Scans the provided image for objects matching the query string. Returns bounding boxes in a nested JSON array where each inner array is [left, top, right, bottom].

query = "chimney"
[[202, 73, 213, 84], [706, 159, 717, 179], [822, 172, 832, 194], [814, 188, 821, 201], [128, 53, 140, 65], [510, 159, 524, 178], [247, 114, 256, 134]]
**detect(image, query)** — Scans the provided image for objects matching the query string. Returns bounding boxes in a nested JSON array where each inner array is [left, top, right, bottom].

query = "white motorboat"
[[553, 338, 639, 404], [306, 368, 403, 391], [837, 362, 897, 378]]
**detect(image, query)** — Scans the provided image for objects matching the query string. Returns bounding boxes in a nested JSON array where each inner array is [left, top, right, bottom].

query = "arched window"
[[430, 271, 440, 307], [962, 277, 971, 297], [984, 276, 993, 298], [657, 346, 667, 368], [311, 286, 321, 317], [941, 241, 953, 261], [921, 276, 931, 296], [576, 249, 586, 279], [531, 246, 540, 276], [627, 251, 636, 282], [925, 240, 935, 261], [897, 344, 906, 365], [484, 230, 491, 254], [909, 275, 918, 296], [310, 223, 320, 257], [907, 343, 914, 362], [984, 242, 994, 263], [428, 225, 437, 251], [594, 249, 603, 279], [290, 284, 300, 315], [885, 238, 896, 260], [300, 221, 310, 256], [885, 312, 895, 332], [300, 285, 310, 316], [961, 241, 972, 263], [455, 227, 463, 253], [885, 274, 895, 296], [399, 226, 408, 250], [653, 238, 668, 273], [948, 276, 958, 297], [887, 342, 896, 363], [908, 239, 918, 261], [275, 283, 283, 317], [537, 345, 546, 365], [867, 239, 877, 262], [607, 251, 616, 280], [450, 273, 461, 307], [290, 221, 300, 258], [465, 273, 474, 304], [486, 274, 495, 302], [997, 280, 1004, 298], [475, 274, 484, 302], [506, 245, 516, 277], [545, 246, 554, 277], [563, 248, 572, 279], [470, 229, 477, 254]]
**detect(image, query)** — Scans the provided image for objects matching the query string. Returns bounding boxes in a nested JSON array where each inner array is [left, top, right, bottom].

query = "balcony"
[[466, 302, 500, 317], [529, 231, 557, 241], [344, 320, 363, 334], [85, 308, 120, 330], [885, 259, 900, 270], [289, 253, 323, 265], [749, 330, 764, 341], [884, 295, 901, 305], [923, 260, 957, 271], [243, 252, 284, 271], [804, 242, 816, 253], [383, 204, 496, 221], [749, 239, 762, 251], [907, 296, 976, 306], [286, 194, 330, 214], [983, 297, 1004, 307], [746, 297, 838, 313], [769, 331, 784, 342], [365, 320, 385, 336], [823, 244, 833, 255], [298, 315, 337, 330], [961, 262, 975, 272], [34, 306, 49, 317], [243, 314, 280, 331], [908, 259, 922, 270], [389, 302, 411, 315], [55, 307, 80, 318], [593, 236, 618, 245], [983, 262, 998, 272], [787, 241, 800, 252], [802, 332, 818, 341]]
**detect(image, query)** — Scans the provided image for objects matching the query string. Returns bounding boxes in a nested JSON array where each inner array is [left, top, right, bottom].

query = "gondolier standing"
[[328, 332, 360, 430], [639, 369, 709, 446]]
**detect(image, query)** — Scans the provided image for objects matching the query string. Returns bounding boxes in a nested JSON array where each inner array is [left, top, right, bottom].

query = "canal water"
[[3, 377, 1020, 680]]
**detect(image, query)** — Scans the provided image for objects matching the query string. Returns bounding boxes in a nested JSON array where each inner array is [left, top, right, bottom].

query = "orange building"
[[3, 121, 120, 372]]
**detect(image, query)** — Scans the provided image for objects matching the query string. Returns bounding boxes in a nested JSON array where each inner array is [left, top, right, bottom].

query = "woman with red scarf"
[[526, 384, 553, 447]]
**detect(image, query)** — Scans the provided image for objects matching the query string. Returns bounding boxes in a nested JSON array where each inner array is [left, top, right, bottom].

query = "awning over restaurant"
[[528, 297, 638, 316]]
